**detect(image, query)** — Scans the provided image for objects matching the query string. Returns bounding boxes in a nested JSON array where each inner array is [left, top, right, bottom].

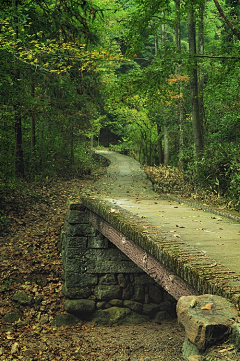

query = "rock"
[[230, 323, 240, 350], [182, 337, 203, 361], [123, 300, 143, 313], [149, 286, 163, 303], [187, 356, 203, 361], [145, 294, 150, 304], [1, 325, 14, 332], [62, 285, 92, 299], [99, 274, 117, 285], [22, 349, 35, 358], [94, 285, 121, 300], [117, 274, 128, 288], [134, 274, 155, 285], [159, 301, 172, 312], [142, 303, 160, 317], [64, 299, 95, 316], [51, 313, 80, 327], [104, 303, 112, 309], [123, 312, 149, 325], [2, 311, 22, 324], [35, 295, 44, 305], [67, 210, 88, 224], [109, 299, 123, 306], [133, 285, 145, 302], [40, 316, 49, 325], [177, 294, 238, 350], [11, 342, 19, 355], [12, 292, 33, 306], [154, 311, 171, 323], [96, 301, 106, 309], [93, 306, 131, 325], [122, 284, 133, 300]]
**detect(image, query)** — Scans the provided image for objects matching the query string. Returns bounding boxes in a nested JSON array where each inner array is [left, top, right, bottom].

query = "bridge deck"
[[81, 151, 240, 306]]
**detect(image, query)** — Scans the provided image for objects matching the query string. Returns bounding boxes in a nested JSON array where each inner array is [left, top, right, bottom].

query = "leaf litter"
[[0, 163, 240, 361]]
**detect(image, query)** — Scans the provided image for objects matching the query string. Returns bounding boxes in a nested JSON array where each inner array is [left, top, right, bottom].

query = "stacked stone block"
[[61, 202, 176, 323]]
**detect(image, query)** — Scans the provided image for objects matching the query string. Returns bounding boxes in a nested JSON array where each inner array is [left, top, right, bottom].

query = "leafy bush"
[[185, 144, 240, 209]]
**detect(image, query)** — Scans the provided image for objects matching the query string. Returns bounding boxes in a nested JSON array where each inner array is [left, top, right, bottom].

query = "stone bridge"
[[61, 151, 240, 323]]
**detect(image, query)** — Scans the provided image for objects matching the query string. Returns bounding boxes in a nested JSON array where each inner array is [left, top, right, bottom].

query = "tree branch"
[[213, 0, 240, 41], [193, 54, 240, 59]]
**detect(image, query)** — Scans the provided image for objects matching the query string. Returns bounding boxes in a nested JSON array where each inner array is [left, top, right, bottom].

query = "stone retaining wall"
[[61, 202, 177, 323]]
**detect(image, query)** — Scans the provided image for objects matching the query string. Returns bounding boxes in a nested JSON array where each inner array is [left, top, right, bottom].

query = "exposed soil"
[[0, 159, 240, 360]]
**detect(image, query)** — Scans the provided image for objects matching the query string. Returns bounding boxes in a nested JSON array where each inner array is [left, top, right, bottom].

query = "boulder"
[[122, 284, 133, 300], [149, 286, 163, 303], [109, 299, 123, 306], [177, 294, 238, 350], [117, 274, 128, 288], [51, 313, 80, 327], [99, 274, 117, 285], [64, 299, 95, 316], [94, 285, 121, 300], [154, 311, 171, 323], [12, 292, 33, 306], [62, 284, 92, 299], [93, 306, 131, 325], [133, 285, 145, 302], [182, 337, 203, 361], [230, 323, 240, 350], [123, 300, 142, 313], [142, 303, 160, 317], [123, 312, 149, 325], [2, 311, 22, 324]]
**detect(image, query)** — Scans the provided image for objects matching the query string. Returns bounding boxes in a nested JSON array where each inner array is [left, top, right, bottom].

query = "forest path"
[[93, 150, 240, 277]]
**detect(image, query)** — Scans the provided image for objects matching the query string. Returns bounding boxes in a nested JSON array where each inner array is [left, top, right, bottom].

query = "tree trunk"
[[15, 106, 24, 177], [187, 4, 204, 160], [157, 124, 163, 165], [13, 0, 24, 177], [164, 125, 169, 166], [31, 84, 36, 151], [162, 13, 169, 166], [213, 0, 240, 41], [175, 0, 184, 169], [154, 26, 163, 165], [70, 126, 74, 166], [198, 2, 205, 142]]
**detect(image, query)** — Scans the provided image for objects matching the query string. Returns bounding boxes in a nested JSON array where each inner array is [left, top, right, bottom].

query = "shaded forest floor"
[[0, 161, 239, 360]]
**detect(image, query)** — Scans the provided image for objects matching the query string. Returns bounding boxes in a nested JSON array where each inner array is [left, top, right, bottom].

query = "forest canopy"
[[1, 0, 240, 208]]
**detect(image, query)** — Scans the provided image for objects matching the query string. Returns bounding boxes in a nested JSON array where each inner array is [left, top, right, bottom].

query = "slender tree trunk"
[[157, 124, 163, 165], [175, 0, 184, 169], [70, 125, 74, 166], [31, 84, 36, 151], [198, 2, 205, 142], [153, 21, 163, 165], [13, 0, 24, 177], [162, 13, 169, 166], [15, 100, 24, 177], [163, 125, 169, 166], [213, 0, 240, 41], [187, 3, 204, 160]]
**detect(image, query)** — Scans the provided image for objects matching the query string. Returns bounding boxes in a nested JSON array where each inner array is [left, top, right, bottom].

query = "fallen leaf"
[[11, 342, 19, 354], [218, 345, 234, 353], [201, 302, 213, 310], [109, 209, 119, 214]]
